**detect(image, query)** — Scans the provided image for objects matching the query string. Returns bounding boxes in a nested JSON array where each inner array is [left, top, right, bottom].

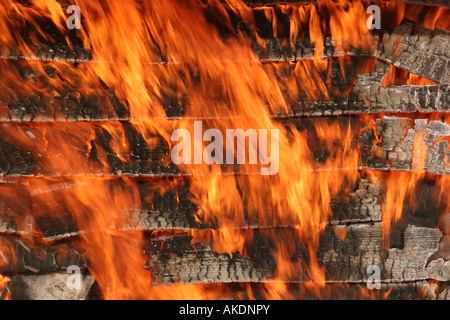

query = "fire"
[[382, 65, 439, 87], [0, 274, 10, 300], [0, 238, 13, 300], [0, 0, 447, 300]]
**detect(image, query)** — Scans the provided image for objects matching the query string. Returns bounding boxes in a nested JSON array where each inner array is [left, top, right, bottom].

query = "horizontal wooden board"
[[144, 223, 450, 285]]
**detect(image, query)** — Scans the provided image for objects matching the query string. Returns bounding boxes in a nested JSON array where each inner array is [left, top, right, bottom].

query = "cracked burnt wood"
[[143, 184, 449, 287], [379, 281, 450, 300], [2, 8, 448, 85], [300, 281, 450, 300], [347, 62, 449, 115], [0, 237, 87, 274], [2, 116, 450, 177], [0, 88, 129, 122], [290, 62, 449, 117], [379, 21, 450, 84], [0, 170, 382, 240], [145, 232, 275, 286], [0, 60, 129, 122], [0, 122, 177, 177], [288, 116, 450, 177], [271, 281, 450, 300], [257, 19, 449, 84], [144, 222, 450, 286]]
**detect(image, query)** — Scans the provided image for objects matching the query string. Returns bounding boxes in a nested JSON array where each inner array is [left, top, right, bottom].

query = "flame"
[[0, 274, 10, 300], [0, 0, 447, 300], [37, 0, 361, 298], [0, 237, 13, 300]]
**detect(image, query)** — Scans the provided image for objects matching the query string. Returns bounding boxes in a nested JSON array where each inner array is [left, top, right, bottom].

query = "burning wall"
[[0, 0, 449, 300]]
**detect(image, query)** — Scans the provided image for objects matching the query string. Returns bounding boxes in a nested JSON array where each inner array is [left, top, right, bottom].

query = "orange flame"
[[0, 0, 446, 300], [0, 274, 10, 300]]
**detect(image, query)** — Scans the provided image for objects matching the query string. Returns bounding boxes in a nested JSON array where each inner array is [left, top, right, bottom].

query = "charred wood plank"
[[0, 60, 129, 122], [379, 21, 450, 84], [145, 223, 450, 286], [259, 19, 450, 83], [0, 180, 31, 235], [347, 62, 449, 115], [2, 116, 450, 177], [360, 117, 450, 175], [0, 174, 446, 280], [0, 122, 177, 177], [0, 237, 87, 274], [320, 224, 450, 282], [145, 181, 448, 286], [2, 16, 448, 85], [300, 281, 450, 300], [0, 58, 447, 122], [1, 45, 92, 64], [0, 174, 381, 240], [145, 233, 275, 286]]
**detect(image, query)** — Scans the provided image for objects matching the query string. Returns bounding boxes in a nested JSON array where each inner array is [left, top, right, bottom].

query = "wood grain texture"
[[7, 272, 94, 300], [244, 0, 450, 8], [145, 223, 450, 286], [2, 13, 448, 85]]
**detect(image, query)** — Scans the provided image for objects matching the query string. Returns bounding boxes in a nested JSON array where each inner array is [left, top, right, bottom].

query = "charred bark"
[[7, 271, 94, 300], [144, 223, 450, 286], [0, 59, 447, 122], [2, 16, 448, 85], [360, 117, 450, 175], [379, 21, 450, 84]]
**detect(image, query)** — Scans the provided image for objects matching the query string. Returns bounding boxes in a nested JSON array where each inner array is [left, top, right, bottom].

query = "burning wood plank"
[[0, 173, 446, 292], [1, 12, 448, 85], [259, 20, 449, 84], [1, 116, 450, 177], [0, 173, 382, 239], [0, 237, 87, 274], [3, 168, 443, 243], [35, 176, 385, 240], [144, 223, 450, 286], [348, 65, 448, 116], [1, 45, 92, 64], [244, 0, 450, 7], [7, 272, 94, 300], [1, 220, 448, 285], [361, 117, 450, 175], [263, 281, 450, 300], [379, 21, 450, 84]]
